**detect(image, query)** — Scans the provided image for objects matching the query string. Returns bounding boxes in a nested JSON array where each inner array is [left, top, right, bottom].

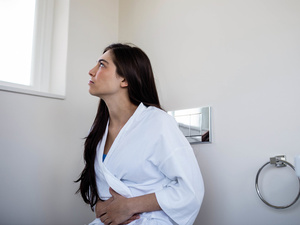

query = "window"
[[0, 0, 68, 99], [0, 0, 35, 86]]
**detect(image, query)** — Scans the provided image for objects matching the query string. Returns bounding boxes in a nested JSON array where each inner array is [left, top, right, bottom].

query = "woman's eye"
[[99, 63, 104, 68]]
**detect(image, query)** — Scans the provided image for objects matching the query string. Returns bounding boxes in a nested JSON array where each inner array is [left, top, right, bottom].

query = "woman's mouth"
[[88, 80, 94, 84]]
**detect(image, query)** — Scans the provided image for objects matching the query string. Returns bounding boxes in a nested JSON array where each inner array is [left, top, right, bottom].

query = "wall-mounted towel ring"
[[255, 156, 300, 209]]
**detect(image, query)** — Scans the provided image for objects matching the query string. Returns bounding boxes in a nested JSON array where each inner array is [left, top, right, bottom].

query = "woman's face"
[[88, 50, 127, 99]]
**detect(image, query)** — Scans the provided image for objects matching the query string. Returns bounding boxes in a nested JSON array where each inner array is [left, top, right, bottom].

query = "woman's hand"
[[95, 198, 113, 218], [97, 188, 140, 225]]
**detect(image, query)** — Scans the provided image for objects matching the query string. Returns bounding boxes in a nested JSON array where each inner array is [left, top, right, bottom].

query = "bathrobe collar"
[[97, 102, 147, 164]]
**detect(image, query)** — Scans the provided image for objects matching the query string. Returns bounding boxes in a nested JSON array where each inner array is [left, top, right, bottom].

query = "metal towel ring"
[[255, 156, 300, 209]]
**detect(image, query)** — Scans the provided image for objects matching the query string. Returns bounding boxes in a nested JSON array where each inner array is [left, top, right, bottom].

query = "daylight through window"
[[0, 0, 36, 86]]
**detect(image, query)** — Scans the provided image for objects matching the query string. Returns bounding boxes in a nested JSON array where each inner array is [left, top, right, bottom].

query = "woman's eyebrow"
[[98, 59, 109, 64]]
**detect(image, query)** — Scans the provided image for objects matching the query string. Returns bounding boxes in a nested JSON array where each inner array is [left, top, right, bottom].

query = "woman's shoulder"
[[139, 105, 192, 154], [141, 106, 177, 126], [139, 105, 186, 141]]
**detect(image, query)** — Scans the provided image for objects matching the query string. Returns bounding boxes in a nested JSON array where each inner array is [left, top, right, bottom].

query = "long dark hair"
[[75, 43, 161, 209]]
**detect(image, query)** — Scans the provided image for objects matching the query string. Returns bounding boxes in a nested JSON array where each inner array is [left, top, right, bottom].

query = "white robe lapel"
[[103, 103, 145, 164], [95, 118, 134, 199]]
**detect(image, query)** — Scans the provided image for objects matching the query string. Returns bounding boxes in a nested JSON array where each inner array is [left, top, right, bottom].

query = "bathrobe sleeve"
[[152, 114, 205, 225]]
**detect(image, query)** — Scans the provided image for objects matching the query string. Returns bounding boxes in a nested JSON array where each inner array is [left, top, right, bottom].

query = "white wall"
[[0, 0, 118, 224], [119, 0, 300, 225]]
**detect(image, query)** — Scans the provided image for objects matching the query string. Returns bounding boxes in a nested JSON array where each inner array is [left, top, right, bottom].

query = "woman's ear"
[[121, 78, 128, 88]]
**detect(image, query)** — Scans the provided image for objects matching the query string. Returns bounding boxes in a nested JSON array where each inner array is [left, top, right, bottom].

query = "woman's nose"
[[89, 66, 97, 77]]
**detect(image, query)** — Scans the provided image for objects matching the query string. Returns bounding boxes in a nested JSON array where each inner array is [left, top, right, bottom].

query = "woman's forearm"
[[127, 193, 161, 215], [97, 188, 162, 225]]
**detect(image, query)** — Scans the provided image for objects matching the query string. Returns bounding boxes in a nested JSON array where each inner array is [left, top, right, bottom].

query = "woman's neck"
[[105, 99, 138, 128]]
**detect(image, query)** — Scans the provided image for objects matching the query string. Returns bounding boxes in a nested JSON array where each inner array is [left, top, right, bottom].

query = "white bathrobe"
[[89, 103, 204, 225]]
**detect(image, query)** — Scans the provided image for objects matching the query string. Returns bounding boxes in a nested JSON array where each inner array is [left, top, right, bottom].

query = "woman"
[[76, 43, 204, 225]]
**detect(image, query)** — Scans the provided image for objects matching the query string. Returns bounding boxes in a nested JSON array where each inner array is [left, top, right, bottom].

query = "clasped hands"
[[96, 188, 140, 225]]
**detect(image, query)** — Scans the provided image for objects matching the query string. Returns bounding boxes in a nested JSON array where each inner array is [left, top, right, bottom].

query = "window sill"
[[0, 85, 65, 100]]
